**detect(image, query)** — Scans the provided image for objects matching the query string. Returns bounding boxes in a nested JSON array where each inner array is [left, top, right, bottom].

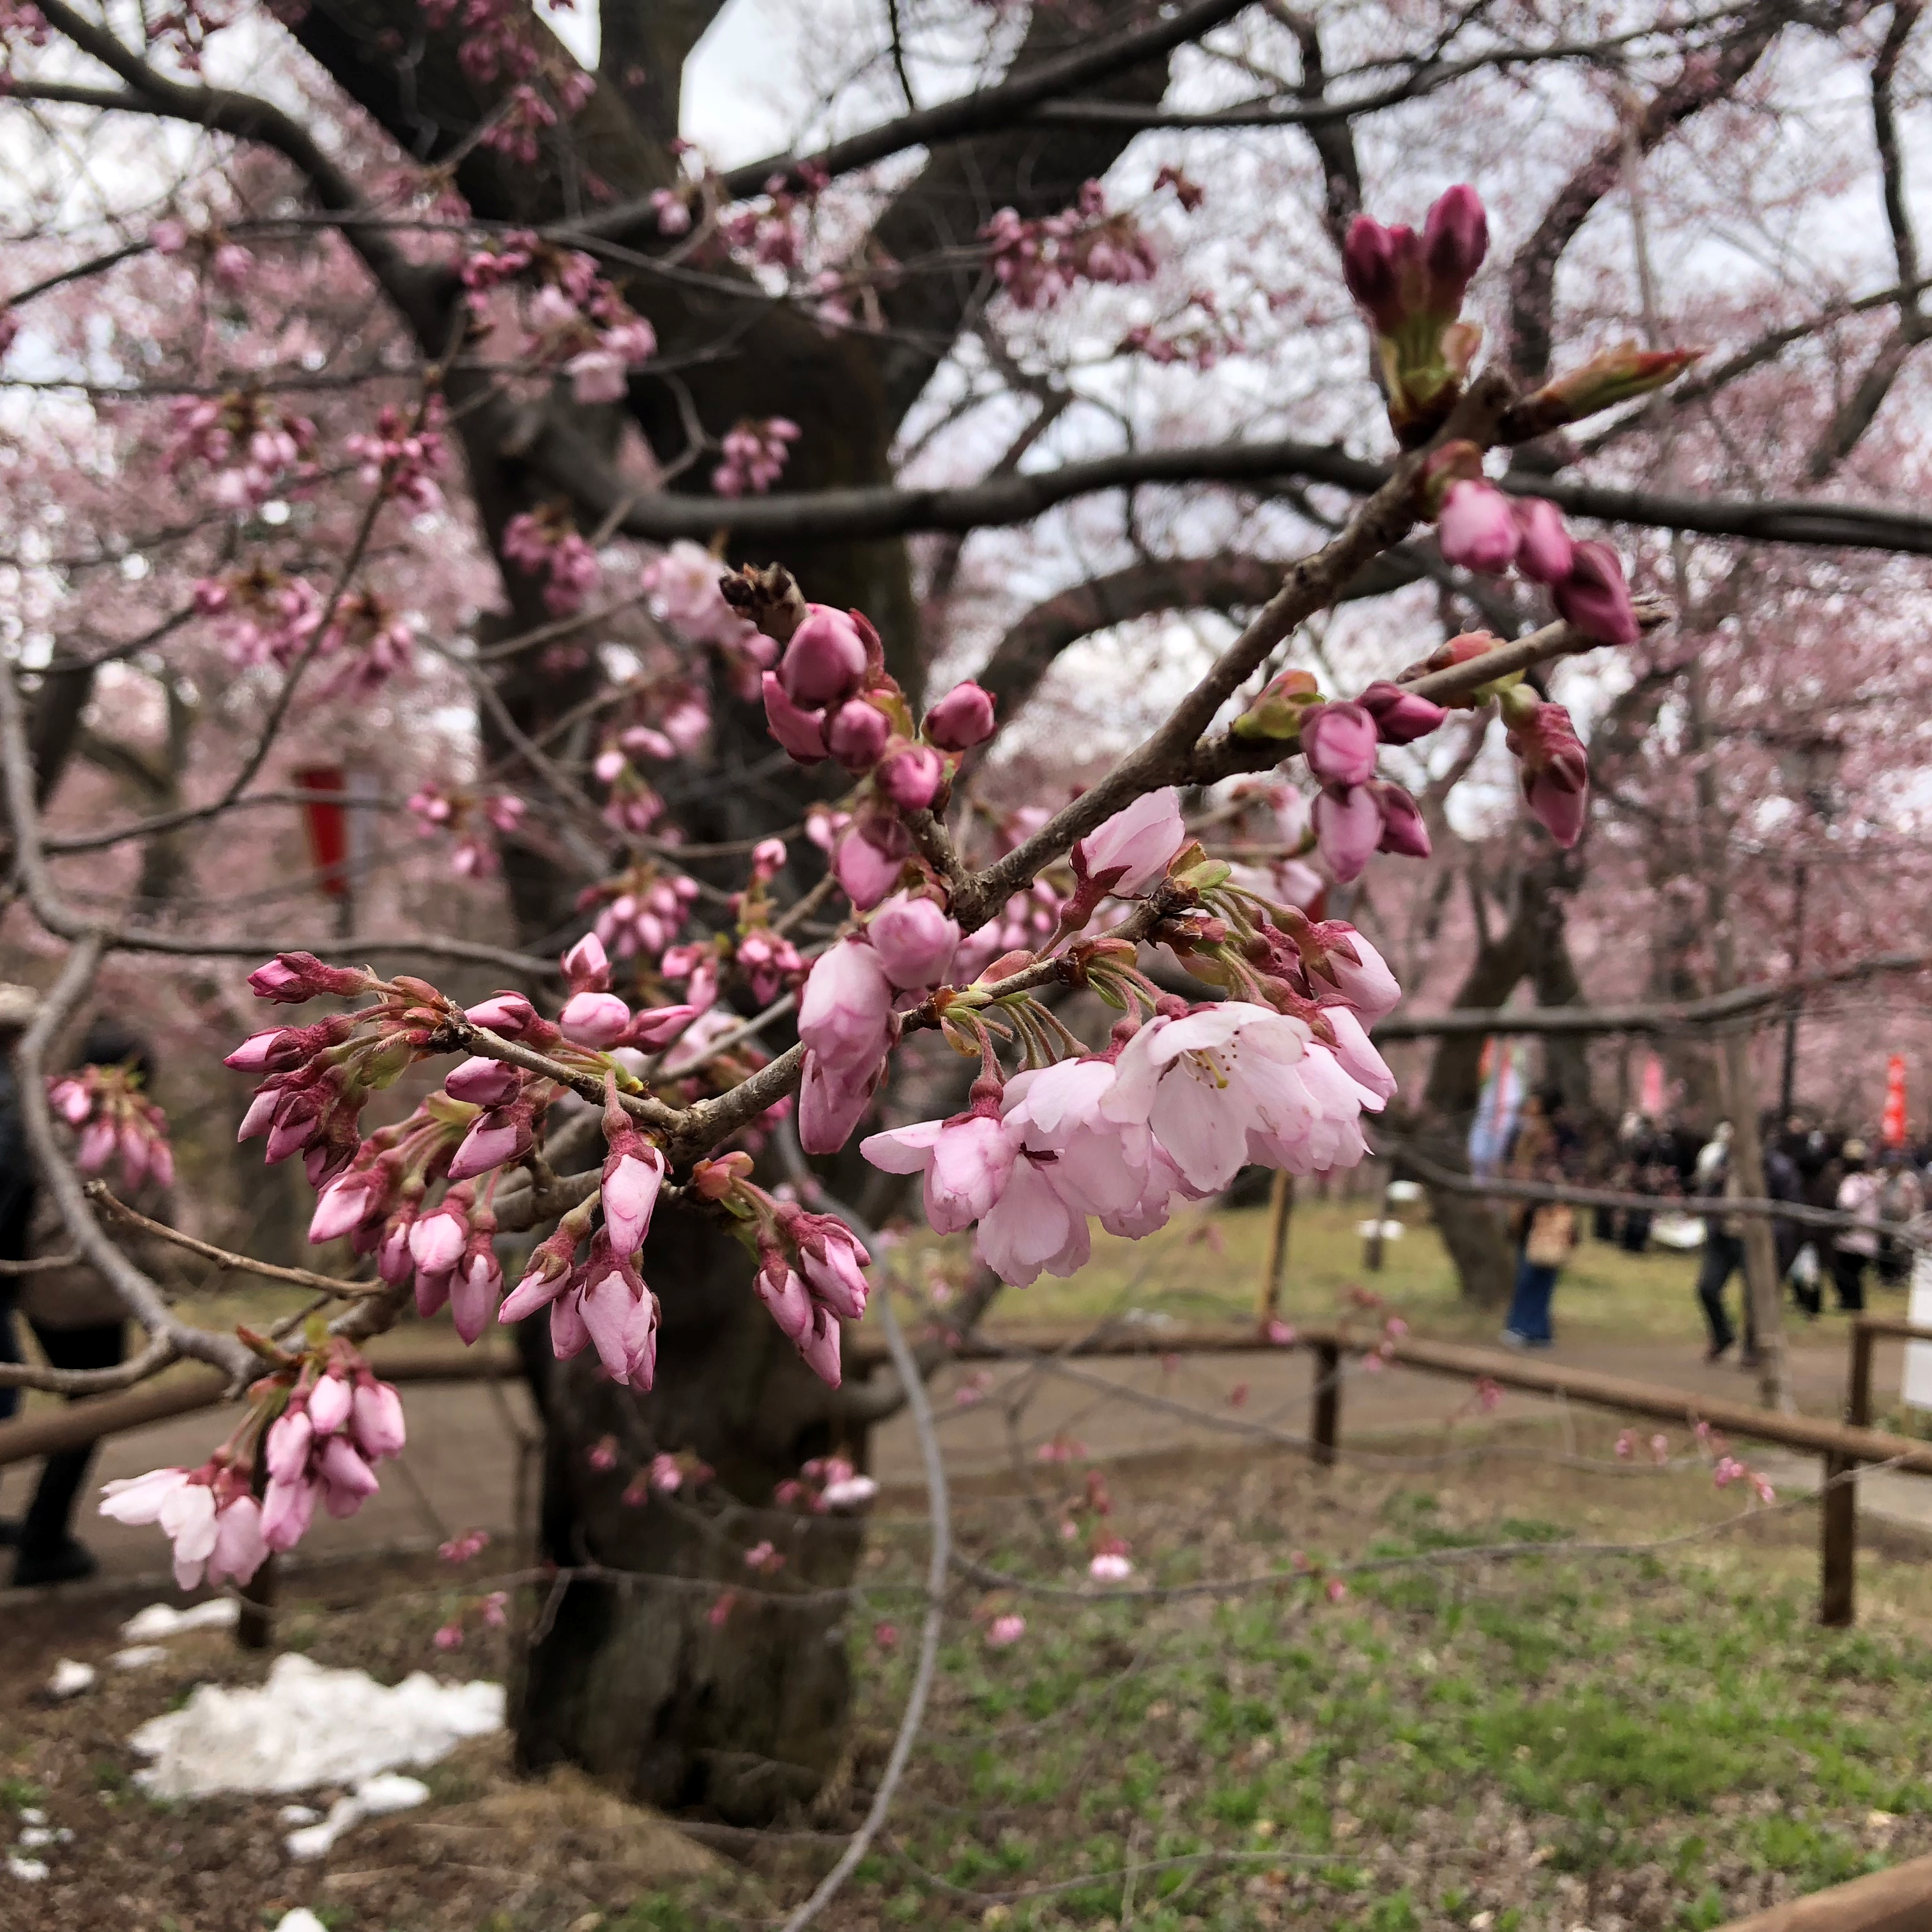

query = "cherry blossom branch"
[[951, 376, 1515, 928], [41, 383, 439, 860], [86, 1184, 388, 1298], [1032, 7, 1759, 132]]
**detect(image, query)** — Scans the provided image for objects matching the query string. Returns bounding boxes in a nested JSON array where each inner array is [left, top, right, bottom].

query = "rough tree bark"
[[288, 0, 1190, 1818]]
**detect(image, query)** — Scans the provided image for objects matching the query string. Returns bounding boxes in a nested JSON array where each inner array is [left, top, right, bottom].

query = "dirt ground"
[[4, 1404, 1932, 1932]]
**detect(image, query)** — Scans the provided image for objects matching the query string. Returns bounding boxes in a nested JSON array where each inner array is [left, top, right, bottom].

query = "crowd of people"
[[1496, 1094, 1926, 1363]]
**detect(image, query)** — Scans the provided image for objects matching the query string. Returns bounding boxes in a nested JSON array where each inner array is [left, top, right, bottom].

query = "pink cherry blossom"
[[985, 1613, 1026, 1648], [973, 1149, 1091, 1287], [1071, 787, 1186, 896], [862, 1108, 1016, 1235]]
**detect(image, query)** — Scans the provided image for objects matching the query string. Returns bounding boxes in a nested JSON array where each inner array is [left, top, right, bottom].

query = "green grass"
[[824, 1473, 1932, 1929], [889, 1192, 1907, 1348]]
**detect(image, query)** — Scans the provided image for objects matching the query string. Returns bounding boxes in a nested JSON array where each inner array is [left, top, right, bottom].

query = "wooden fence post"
[[1312, 1340, 1341, 1469], [1820, 1321, 1874, 1629]]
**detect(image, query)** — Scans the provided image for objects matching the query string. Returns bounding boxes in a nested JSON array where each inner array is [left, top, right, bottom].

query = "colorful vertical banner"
[[1468, 1039, 1526, 1176], [1883, 1055, 1908, 1148]]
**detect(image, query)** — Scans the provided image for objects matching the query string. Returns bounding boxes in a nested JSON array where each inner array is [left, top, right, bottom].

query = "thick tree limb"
[[1372, 950, 1932, 1039], [540, 417, 1932, 554]]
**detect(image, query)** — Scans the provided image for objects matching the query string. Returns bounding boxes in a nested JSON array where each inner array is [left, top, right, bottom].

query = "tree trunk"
[[284, 0, 1181, 1820], [514, 1202, 871, 1820]]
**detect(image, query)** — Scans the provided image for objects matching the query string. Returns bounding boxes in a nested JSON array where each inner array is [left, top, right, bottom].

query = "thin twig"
[[86, 1183, 387, 1296], [774, 1134, 953, 1932]]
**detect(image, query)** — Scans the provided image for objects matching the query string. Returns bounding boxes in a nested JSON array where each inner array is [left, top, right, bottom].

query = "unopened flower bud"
[[1510, 498, 1575, 585], [559, 990, 632, 1047], [1371, 781, 1431, 859], [1231, 667, 1321, 743], [1552, 541, 1639, 645], [878, 741, 944, 811], [1436, 479, 1519, 574], [1506, 701, 1590, 847], [445, 1055, 521, 1107], [825, 696, 891, 771], [561, 930, 611, 992], [867, 891, 960, 991], [1422, 184, 1487, 316], [1299, 702, 1379, 788], [308, 1370, 353, 1438], [922, 680, 997, 752], [247, 952, 367, 1004], [777, 604, 868, 708], [760, 670, 829, 762], [1515, 339, 1702, 430], [1356, 682, 1446, 745], [465, 992, 539, 1037]]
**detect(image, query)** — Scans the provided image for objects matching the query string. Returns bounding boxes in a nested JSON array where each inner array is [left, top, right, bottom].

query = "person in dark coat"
[[0, 990, 40, 1539]]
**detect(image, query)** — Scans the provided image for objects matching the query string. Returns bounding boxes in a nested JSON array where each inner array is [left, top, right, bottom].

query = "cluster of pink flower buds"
[[982, 181, 1158, 310], [195, 565, 323, 671], [345, 401, 447, 512], [165, 390, 314, 508], [713, 416, 800, 496], [496, 1082, 666, 1390], [1119, 288, 1245, 370], [47, 1062, 174, 1192], [580, 865, 701, 963], [319, 588, 417, 694], [422, 0, 592, 158], [774, 1454, 878, 1512], [751, 1203, 873, 1388], [261, 1352, 407, 1551], [1341, 183, 1487, 443], [762, 604, 997, 900], [552, 930, 702, 1051], [1298, 699, 1431, 885], [227, 953, 450, 1189], [502, 504, 600, 615], [407, 784, 527, 879], [1429, 457, 1640, 647]]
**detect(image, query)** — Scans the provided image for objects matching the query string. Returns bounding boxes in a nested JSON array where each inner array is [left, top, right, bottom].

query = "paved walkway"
[[3, 1323, 1926, 1600]]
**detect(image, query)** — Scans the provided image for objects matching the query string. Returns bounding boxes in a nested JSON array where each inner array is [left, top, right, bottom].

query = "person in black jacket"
[[0, 985, 42, 1544]]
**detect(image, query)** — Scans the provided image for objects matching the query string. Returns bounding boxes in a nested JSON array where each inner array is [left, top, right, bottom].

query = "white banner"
[[1903, 1245, 1932, 1411]]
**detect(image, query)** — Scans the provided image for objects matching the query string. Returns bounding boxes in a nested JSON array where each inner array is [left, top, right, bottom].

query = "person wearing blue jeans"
[[1503, 1200, 1575, 1349]]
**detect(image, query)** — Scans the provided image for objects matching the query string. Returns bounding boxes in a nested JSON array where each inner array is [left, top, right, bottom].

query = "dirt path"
[[1, 1319, 1917, 1602]]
